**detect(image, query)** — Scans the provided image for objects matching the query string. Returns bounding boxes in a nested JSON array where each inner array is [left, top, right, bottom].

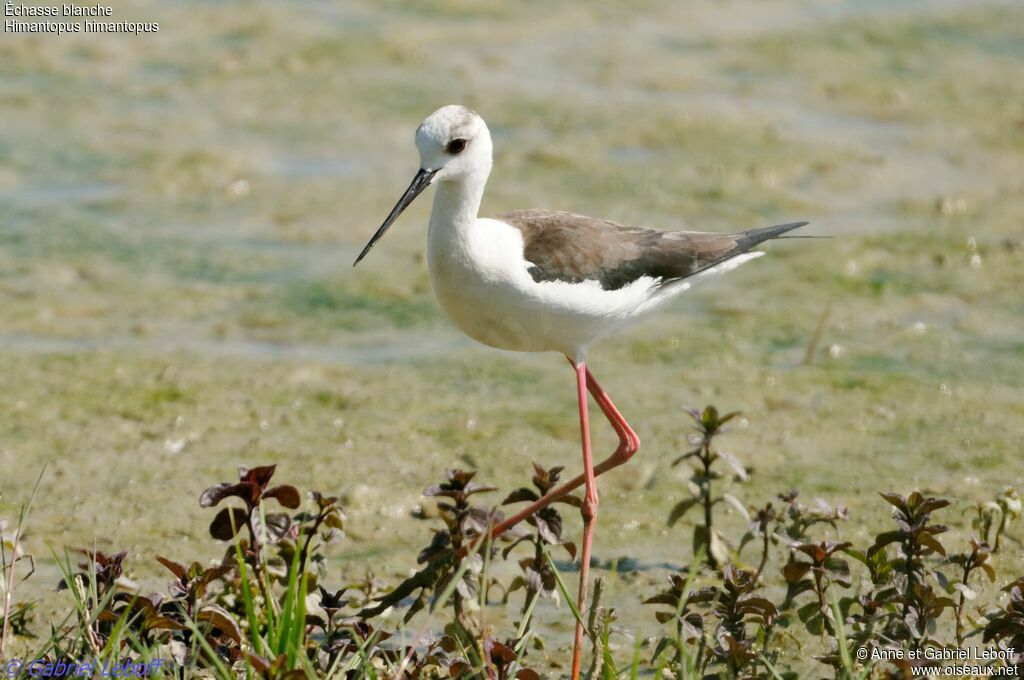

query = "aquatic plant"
[[501, 462, 581, 614], [667, 405, 746, 568], [2, 415, 1023, 678]]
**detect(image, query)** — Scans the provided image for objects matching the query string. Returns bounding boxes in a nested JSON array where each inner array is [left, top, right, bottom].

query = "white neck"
[[428, 168, 489, 238]]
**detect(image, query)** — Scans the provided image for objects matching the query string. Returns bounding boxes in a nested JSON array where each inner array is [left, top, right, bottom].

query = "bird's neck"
[[429, 170, 488, 237]]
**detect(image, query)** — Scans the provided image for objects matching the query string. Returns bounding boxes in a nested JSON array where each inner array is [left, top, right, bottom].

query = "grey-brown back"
[[495, 209, 807, 291]]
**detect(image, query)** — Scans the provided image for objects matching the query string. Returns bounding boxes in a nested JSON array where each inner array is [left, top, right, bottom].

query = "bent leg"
[[570, 360, 598, 680], [481, 364, 640, 543]]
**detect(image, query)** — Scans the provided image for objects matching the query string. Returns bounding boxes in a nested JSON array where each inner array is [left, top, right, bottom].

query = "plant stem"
[[585, 577, 605, 679], [902, 536, 921, 643], [812, 569, 835, 637], [299, 510, 327, 575], [993, 512, 1006, 553], [955, 558, 974, 647], [1, 465, 45, 657], [0, 526, 21, 657], [701, 442, 716, 569], [756, 532, 770, 582], [245, 514, 274, 613]]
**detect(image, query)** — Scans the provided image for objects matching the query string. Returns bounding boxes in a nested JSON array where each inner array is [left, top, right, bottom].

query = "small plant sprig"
[[420, 470, 502, 628], [645, 566, 714, 675], [200, 463, 302, 621], [740, 492, 847, 584], [983, 576, 1024, 673], [781, 540, 852, 638], [482, 635, 543, 680], [200, 464, 302, 549], [970, 487, 1020, 553], [668, 405, 746, 568], [740, 502, 777, 582], [864, 492, 954, 647], [55, 549, 243, 669], [502, 463, 580, 614], [646, 564, 779, 678], [157, 557, 231, 619], [294, 491, 345, 576], [709, 565, 780, 678], [777, 490, 849, 545], [150, 556, 241, 667], [360, 470, 501, 630], [55, 549, 131, 654], [1, 469, 44, 658], [946, 538, 995, 646], [306, 586, 393, 673]]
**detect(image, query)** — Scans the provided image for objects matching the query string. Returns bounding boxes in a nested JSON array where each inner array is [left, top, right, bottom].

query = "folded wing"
[[497, 209, 807, 291]]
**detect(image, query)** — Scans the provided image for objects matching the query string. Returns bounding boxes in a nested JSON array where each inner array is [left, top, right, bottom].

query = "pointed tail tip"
[[773, 221, 835, 240], [737, 220, 813, 250], [772, 220, 810, 237], [758, 220, 810, 237]]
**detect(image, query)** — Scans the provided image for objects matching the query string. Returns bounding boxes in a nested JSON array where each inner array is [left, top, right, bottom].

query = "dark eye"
[[446, 138, 468, 154]]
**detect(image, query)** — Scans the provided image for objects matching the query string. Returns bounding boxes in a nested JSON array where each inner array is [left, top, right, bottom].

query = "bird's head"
[[354, 105, 492, 265], [415, 105, 493, 183]]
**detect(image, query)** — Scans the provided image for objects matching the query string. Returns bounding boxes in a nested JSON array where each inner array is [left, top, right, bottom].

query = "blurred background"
[[1, 0, 1022, 643]]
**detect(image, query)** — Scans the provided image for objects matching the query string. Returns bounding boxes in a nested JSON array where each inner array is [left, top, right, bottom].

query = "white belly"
[[426, 217, 764, 359], [427, 217, 655, 357]]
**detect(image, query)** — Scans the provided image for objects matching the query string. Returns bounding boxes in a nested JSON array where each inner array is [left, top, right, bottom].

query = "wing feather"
[[496, 209, 806, 291]]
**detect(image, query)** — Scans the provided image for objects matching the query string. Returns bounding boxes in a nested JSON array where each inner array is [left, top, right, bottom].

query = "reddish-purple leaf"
[[209, 507, 248, 541], [264, 485, 302, 509], [197, 604, 242, 644], [239, 464, 277, 488], [502, 488, 540, 505], [200, 482, 254, 508], [155, 556, 187, 579]]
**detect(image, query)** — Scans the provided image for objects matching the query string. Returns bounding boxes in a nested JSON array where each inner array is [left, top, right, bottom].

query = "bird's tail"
[[733, 221, 810, 252], [657, 220, 815, 290]]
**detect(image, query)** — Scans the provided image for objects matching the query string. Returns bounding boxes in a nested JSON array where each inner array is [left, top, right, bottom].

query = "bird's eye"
[[446, 138, 468, 154]]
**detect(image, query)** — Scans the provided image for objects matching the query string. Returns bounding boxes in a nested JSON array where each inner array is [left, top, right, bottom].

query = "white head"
[[354, 105, 492, 265], [415, 105, 493, 183]]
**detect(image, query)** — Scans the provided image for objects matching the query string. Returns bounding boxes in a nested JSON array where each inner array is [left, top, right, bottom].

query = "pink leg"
[[570, 360, 597, 680], [583, 365, 639, 454], [479, 363, 640, 546], [465, 360, 639, 678]]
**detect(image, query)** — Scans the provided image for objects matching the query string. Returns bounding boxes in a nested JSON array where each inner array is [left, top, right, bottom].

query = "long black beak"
[[353, 168, 437, 266]]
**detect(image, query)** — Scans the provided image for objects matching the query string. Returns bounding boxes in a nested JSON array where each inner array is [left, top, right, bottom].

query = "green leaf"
[[867, 530, 904, 556], [917, 531, 947, 557], [668, 497, 700, 527], [797, 601, 825, 635]]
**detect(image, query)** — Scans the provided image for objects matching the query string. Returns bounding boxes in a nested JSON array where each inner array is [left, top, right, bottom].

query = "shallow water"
[[1, 0, 1023, 671]]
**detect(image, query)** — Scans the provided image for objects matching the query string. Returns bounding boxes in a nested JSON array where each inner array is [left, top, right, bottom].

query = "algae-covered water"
[[2, 0, 1023, 667]]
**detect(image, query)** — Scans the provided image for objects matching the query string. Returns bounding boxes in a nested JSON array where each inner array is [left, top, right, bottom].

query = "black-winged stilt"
[[355, 105, 807, 678]]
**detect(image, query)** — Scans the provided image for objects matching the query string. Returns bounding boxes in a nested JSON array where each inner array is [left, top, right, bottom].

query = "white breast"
[[427, 217, 764, 358], [428, 218, 650, 357]]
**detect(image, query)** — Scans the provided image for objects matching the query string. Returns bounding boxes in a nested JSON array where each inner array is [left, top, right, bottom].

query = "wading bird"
[[354, 105, 807, 679]]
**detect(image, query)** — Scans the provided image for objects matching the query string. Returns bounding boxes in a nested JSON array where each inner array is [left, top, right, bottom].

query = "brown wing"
[[496, 209, 807, 291]]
